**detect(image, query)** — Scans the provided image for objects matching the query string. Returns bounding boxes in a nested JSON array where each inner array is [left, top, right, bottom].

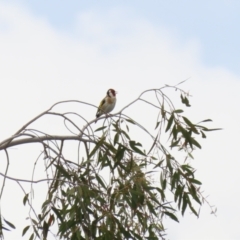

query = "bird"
[[96, 89, 117, 120]]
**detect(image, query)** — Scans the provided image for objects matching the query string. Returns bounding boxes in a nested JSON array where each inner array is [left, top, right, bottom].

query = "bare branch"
[[0, 150, 9, 200], [0, 135, 95, 150]]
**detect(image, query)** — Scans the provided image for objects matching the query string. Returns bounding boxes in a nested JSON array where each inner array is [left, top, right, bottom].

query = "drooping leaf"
[[202, 128, 222, 132], [51, 207, 63, 222], [161, 104, 166, 118], [129, 141, 145, 156], [95, 174, 107, 190], [174, 184, 182, 203], [54, 164, 71, 179], [114, 145, 126, 169], [121, 130, 130, 140], [165, 114, 174, 132], [113, 133, 119, 145], [164, 211, 179, 222], [188, 202, 198, 217], [200, 130, 206, 138], [125, 118, 135, 124], [3, 219, 15, 229], [173, 109, 184, 114], [23, 193, 29, 206], [181, 193, 188, 215], [89, 136, 106, 158], [188, 178, 202, 185], [94, 126, 107, 132], [146, 201, 157, 216], [200, 119, 212, 123], [29, 233, 34, 240], [42, 221, 49, 239], [22, 225, 30, 236], [182, 116, 194, 127], [170, 139, 180, 148], [155, 121, 160, 129], [190, 138, 201, 149], [180, 94, 191, 107]]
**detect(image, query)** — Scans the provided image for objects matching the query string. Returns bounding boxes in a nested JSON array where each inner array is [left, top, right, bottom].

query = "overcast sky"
[[0, 1, 240, 239]]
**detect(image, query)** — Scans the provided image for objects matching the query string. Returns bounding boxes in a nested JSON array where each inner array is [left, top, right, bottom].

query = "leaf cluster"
[[0, 85, 220, 240]]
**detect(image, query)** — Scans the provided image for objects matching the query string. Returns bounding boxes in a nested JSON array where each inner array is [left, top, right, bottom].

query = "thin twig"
[[0, 135, 95, 150], [0, 150, 9, 200]]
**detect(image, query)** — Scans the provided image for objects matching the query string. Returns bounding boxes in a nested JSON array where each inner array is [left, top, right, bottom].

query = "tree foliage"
[[0, 84, 219, 239]]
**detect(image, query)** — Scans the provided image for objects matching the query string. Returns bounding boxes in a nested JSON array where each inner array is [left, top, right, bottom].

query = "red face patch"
[[107, 89, 116, 97]]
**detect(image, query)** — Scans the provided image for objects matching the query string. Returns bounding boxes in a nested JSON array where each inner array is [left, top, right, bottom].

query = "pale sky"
[[0, 1, 240, 239]]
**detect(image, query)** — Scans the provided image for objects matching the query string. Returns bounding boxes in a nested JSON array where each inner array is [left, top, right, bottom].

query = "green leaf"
[[155, 121, 160, 129], [156, 187, 165, 201], [170, 139, 180, 148], [3, 219, 15, 229], [171, 171, 180, 190], [164, 211, 179, 222], [131, 190, 138, 210], [182, 117, 199, 134], [200, 119, 212, 123], [103, 142, 117, 154], [180, 94, 191, 107], [147, 135, 158, 155], [200, 130, 206, 138], [185, 194, 199, 216], [188, 185, 202, 205], [54, 164, 71, 179], [188, 178, 202, 185], [190, 138, 201, 149], [42, 221, 49, 239], [161, 104, 166, 118], [202, 128, 222, 132], [162, 179, 166, 190], [177, 186, 184, 210], [166, 155, 173, 174], [165, 114, 174, 132], [188, 202, 198, 217], [31, 218, 38, 226], [182, 116, 194, 127], [171, 124, 178, 140], [173, 109, 184, 114], [125, 118, 135, 124], [121, 130, 130, 140], [179, 126, 191, 146], [29, 233, 34, 240], [174, 184, 183, 203], [115, 146, 126, 162], [89, 136, 106, 158], [95, 174, 107, 190], [146, 201, 157, 216], [113, 133, 119, 145], [51, 207, 63, 222], [22, 225, 30, 236], [23, 193, 29, 206], [129, 141, 145, 156], [181, 193, 188, 215], [94, 126, 107, 132], [178, 126, 200, 149]]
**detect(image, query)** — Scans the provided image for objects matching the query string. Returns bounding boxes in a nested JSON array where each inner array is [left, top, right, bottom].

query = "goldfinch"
[[96, 89, 117, 119]]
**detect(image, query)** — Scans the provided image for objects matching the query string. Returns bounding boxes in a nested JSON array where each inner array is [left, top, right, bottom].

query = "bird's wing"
[[98, 98, 106, 110], [96, 98, 106, 118]]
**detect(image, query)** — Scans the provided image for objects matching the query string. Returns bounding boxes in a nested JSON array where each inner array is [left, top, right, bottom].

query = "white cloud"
[[0, 2, 240, 239]]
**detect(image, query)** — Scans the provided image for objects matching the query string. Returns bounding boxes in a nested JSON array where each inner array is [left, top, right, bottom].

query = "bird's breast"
[[106, 97, 116, 104]]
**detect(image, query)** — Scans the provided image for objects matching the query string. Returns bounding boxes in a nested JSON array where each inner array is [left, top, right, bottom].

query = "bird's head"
[[107, 89, 117, 97]]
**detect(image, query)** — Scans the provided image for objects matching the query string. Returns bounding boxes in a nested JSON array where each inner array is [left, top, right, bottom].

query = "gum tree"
[[0, 83, 219, 239]]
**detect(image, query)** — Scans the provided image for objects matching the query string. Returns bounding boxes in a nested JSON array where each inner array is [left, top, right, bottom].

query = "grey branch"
[[0, 135, 95, 150]]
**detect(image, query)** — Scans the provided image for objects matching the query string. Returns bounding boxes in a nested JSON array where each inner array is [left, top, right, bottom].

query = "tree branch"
[[0, 135, 95, 150]]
